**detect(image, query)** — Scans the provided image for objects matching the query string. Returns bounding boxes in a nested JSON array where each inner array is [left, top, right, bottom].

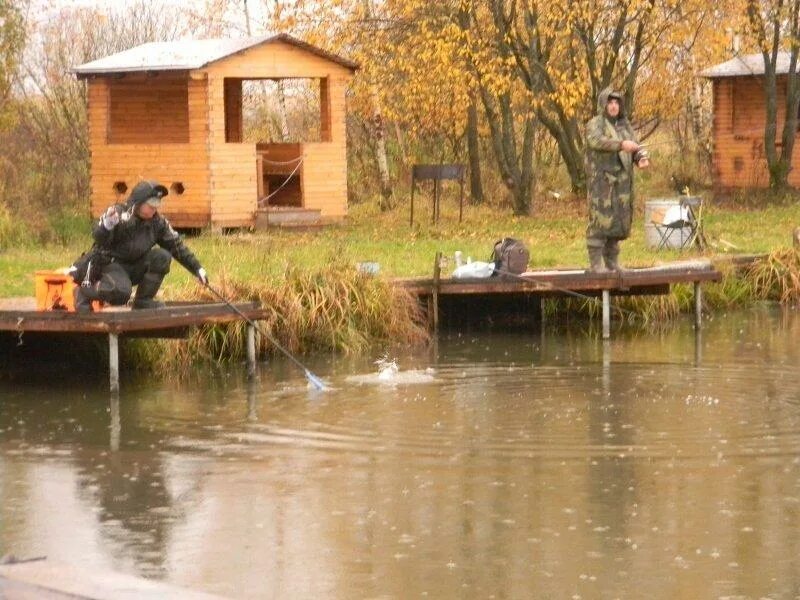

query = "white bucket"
[[644, 198, 694, 250]]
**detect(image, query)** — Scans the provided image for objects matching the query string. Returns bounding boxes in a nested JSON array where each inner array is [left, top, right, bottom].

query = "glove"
[[197, 267, 209, 285], [101, 206, 120, 230]]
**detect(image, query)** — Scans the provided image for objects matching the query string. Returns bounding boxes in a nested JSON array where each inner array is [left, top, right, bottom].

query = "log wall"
[[203, 40, 352, 226], [87, 74, 211, 227], [712, 75, 800, 189]]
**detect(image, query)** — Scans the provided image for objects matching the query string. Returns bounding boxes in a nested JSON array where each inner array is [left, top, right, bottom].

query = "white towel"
[[662, 204, 690, 226]]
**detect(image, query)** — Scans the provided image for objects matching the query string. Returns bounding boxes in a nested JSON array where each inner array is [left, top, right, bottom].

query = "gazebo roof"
[[701, 52, 800, 78], [73, 33, 359, 77]]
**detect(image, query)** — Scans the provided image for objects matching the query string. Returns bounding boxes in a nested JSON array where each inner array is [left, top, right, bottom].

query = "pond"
[[1, 306, 799, 598]]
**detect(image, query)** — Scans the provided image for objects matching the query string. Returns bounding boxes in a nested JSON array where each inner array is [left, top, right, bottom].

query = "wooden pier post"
[[694, 282, 702, 329], [602, 290, 611, 339], [108, 333, 119, 394], [540, 297, 546, 329], [109, 393, 120, 452], [694, 327, 703, 366], [430, 252, 442, 331], [246, 323, 257, 379]]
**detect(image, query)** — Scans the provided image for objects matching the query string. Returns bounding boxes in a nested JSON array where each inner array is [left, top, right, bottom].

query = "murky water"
[[2, 307, 800, 599]]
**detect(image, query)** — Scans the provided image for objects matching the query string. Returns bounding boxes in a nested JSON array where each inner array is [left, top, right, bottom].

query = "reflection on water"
[[2, 306, 800, 598]]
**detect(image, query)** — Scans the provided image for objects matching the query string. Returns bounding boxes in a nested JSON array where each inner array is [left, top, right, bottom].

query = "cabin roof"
[[701, 52, 800, 78], [73, 33, 359, 77]]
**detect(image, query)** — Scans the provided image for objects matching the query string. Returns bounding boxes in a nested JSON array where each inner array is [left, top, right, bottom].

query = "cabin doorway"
[[223, 77, 331, 214]]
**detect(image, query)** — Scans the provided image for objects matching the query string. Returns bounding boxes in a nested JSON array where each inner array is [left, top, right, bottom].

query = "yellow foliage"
[[255, 0, 740, 172]]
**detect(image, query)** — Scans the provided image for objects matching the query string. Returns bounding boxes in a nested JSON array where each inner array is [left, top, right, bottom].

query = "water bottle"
[[454, 251, 463, 267]]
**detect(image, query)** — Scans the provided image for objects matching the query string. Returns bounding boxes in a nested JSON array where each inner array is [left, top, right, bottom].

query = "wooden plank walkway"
[[395, 260, 722, 336], [0, 301, 267, 393], [0, 300, 266, 334]]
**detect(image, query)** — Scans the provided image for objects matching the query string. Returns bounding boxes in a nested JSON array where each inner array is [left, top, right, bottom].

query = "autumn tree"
[[462, 0, 727, 197], [745, 0, 800, 190], [1, 1, 186, 216], [0, 0, 24, 129]]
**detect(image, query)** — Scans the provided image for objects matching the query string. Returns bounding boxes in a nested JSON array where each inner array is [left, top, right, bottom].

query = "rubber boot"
[[132, 272, 166, 309], [604, 240, 622, 272], [587, 245, 609, 274], [73, 285, 97, 313]]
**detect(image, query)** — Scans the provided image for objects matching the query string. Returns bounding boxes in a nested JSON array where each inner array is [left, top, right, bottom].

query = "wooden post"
[[109, 393, 120, 452], [539, 296, 546, 329], [247, 378, 258, 422], [410, 180, 415, 226], [256, 155, 265, 203], [694, 281, 702, 329], [694, 327, 702, 367], [458, 175, 464, 222], [431, 251, 442, 332], [602, 290, 611, 340], [246, 323, 257, 379], [109, 333, 119, 394], [432, 179, 439, 224]]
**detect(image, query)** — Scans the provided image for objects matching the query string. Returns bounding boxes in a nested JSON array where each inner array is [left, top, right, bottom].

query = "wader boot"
[[604, 239, 622, 272], [132, 272, 166, 309], [73, 285, 98, 313], [587, 243, 609, 274]]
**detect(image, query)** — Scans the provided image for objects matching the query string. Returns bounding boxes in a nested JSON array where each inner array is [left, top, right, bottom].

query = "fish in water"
[[375, 356, 399, 380], [344, 356, 434, 386]]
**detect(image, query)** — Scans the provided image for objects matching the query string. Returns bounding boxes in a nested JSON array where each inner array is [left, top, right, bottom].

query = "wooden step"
[[255, 207, 322, 229]]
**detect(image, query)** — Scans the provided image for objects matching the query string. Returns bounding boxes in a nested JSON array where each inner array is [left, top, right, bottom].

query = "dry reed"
[[129, 262, 430, 373]]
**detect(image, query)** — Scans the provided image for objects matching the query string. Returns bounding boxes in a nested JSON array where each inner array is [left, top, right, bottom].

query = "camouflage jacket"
[[585, 88, 642, 240]]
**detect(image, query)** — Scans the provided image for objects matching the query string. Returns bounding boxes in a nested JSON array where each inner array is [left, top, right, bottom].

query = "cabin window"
[[224, 77, 330, 144], [108, 76, 190, 144]]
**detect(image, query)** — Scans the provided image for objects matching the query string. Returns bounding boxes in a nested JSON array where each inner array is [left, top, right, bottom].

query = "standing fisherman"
[[70, 180, 209, 312], [584, 88, 650, 273]]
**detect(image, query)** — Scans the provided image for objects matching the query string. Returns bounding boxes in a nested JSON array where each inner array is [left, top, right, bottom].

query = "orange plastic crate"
[[34, 270, 102, 312], [35, 270, 77, 311]]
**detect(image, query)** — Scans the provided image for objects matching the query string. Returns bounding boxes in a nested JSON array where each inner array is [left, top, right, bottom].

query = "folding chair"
[[652, 197, 701, 250]]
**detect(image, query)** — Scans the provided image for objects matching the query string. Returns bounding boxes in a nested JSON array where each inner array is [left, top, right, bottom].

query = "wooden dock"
[[396, 260, 722, 335], [0, 299, 267, 393], [0, 261, 722, 391]]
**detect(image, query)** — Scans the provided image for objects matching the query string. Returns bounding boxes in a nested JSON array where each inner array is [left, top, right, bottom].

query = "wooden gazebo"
[[703, 53, 800, 190], [74, 34, 357, 229]]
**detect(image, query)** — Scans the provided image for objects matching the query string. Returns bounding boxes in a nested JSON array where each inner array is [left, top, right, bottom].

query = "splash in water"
[[375, 356, 399, 380], [344, 355, 435, 386]]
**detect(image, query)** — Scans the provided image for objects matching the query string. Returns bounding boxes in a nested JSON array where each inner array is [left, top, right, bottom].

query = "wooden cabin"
[[74, 34, 358, 229], [703, 53, 800, 190]]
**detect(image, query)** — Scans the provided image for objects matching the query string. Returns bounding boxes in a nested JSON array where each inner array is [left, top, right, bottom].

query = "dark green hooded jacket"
[[584, 88, 642, 240]]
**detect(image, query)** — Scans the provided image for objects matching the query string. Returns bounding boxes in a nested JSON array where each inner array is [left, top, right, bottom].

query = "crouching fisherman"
[[70, 180, 209, 313]]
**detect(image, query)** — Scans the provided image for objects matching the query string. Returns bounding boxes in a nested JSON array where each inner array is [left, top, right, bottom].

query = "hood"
[[597, 87, 625, 119], [126, 180, 168, 209]]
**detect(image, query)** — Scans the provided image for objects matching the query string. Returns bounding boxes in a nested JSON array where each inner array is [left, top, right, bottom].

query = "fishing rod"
[[203, 282, 328, 391]]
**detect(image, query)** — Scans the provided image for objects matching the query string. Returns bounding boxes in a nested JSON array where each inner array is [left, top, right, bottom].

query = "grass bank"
[[4, 196, 799, 295], [1, 195, 799, 367]]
